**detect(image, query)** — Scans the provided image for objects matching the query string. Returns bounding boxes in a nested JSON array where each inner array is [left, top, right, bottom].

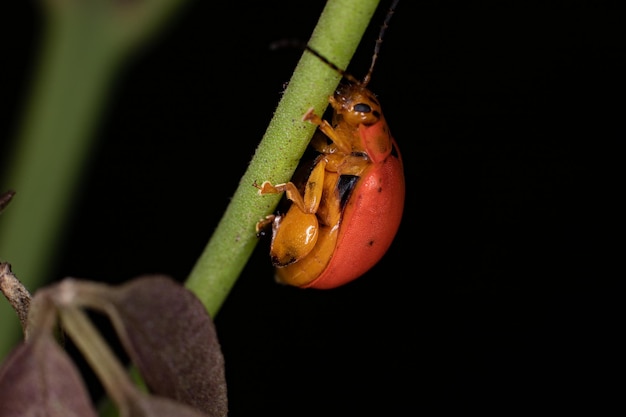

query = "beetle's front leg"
[[303, 108, 352, 154]]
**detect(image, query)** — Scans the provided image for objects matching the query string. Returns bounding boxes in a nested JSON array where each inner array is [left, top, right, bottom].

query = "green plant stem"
[[59, 306, 139, 408], [0, 0, 191, 360], [185, 0, 381, 317], [0, 14, 116, 361]]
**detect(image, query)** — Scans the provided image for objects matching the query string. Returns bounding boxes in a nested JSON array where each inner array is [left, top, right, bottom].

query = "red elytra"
[[300, 127, 404, 289], [256, 0, 404, 289]]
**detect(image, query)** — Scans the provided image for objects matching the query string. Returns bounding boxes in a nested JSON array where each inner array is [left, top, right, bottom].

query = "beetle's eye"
[[353, 103, 372, 113]]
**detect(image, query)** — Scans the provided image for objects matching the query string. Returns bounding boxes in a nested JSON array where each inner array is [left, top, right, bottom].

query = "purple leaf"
[[125, 392, 211, 417], [0, 331, 97, 417], [0, 190, 15, 214], [105, 275, 227, 417]]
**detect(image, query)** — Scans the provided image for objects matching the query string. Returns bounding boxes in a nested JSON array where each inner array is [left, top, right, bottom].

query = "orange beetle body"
[[301, 133, 404, 289], [257, 82, 405, 289], [256, 0, 404, 289]]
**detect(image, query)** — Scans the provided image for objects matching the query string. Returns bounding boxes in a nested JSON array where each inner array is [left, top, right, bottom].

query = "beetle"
[[256, 0, 404, 289]]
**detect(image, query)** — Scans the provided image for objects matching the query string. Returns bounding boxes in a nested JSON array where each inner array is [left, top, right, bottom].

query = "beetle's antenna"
[[362, 0, 400, 87], [270, 0, 400, 87], [303, 44, 362, 86], [270, 39, 361, 85]]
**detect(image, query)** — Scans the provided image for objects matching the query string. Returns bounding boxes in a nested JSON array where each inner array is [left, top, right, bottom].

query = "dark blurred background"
[[2, 2, 619, 415]]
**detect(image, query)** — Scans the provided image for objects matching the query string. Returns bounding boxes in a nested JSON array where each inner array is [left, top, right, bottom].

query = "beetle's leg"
[[300, 158, 326, 213], [303, 108, 335, 139], [324, 153, 370, 177], [265, 160, 328, 266], [337, 154, 370, 176], [255, 214, 276, 236], [256, 181, 307, 213], [309, 131, 337, 154], [270, 207, 319, 266], [303, 108, 352, 154], [256, 159, 327, 214]]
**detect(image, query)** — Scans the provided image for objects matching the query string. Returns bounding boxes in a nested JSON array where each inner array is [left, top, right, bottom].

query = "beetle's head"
[[330, 83, 383, 127]]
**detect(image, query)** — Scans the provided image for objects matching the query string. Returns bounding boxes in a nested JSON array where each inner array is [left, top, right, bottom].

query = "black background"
[[1, 2, 619, 415]]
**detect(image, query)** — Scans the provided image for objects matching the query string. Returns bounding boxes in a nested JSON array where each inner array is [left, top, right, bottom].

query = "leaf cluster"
[[0, 272, 227, 417]]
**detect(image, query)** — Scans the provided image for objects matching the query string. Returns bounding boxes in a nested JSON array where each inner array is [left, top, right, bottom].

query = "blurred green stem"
[[185, 0, 381, 317], [0, 0, 191, 359]]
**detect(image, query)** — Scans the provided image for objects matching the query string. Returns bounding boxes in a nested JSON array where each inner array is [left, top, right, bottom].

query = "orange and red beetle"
[[257, 0, 404, 289]]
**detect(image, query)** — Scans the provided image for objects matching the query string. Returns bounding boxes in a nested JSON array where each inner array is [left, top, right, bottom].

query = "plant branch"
[[185, 0, 381, 317]]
